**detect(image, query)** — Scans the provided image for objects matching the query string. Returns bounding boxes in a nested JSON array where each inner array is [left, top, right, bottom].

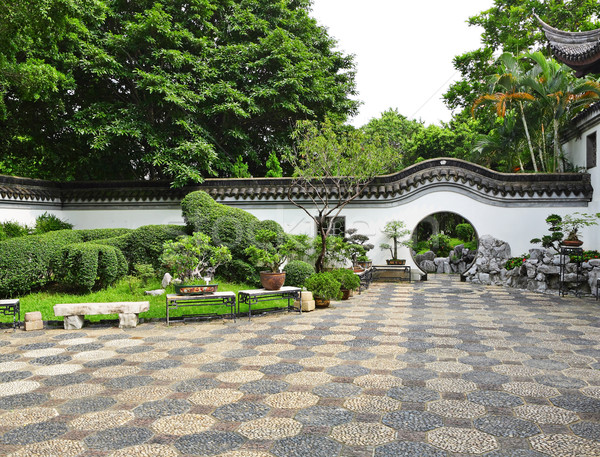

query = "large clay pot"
[[260, 271, 286, 290], [341, 289, 351, 300]]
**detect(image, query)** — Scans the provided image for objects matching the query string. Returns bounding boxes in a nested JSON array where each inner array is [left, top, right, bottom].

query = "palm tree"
[[472, 53, 538, 171], [523, 52, 599, 172]]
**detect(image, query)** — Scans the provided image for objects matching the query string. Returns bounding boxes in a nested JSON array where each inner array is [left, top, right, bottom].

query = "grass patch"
[[3, 277, 289, 323]]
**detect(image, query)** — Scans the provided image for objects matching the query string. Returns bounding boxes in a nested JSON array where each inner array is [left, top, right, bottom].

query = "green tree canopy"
[[0, 0, 358, 185], [444, 0, 600, 113]]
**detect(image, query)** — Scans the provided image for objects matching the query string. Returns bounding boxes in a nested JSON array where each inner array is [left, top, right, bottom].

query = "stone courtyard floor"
[[0, 274, 599, 457]]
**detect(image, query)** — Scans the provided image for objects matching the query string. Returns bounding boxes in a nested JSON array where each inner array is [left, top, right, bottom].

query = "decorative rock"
[[421, 260, 436, 273], [161, 273, 172, 288], [64, 315, 85, 330], [118, 313, 139, 329], [145, 289, 165, 296]]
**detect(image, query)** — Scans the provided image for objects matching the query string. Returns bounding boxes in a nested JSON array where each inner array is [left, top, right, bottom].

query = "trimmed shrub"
[[54, 243, 127, 292], [181, 191, 258, 253], [0, 229, 83, 298], [95, 225, 185, 271], [219, 259, 260, 287], [456, 223, 474, 242], [331, 268, 360, 290], [305, 272, 341, 300], [79, 228, 133, 242], [284, 260, 315, 287], [33, 212, 73, 234]]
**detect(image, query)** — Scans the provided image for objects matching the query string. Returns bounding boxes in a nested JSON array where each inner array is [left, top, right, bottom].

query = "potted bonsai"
[[332, 268, 361, 300], [304, 272, 341, 307], [532, 212, 600, 250], [161, 232, 232, 295], [344, 228, 374, 269], [245, 229, 302, 290], [380, 219, 411, 265], [559, 212, 599, 247]]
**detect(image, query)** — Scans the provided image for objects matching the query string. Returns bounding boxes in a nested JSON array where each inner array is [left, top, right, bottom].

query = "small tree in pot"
[[380, 220, 411, 265], [332, 268, 361, 300], [304, 272, 341, 307], [245, 230, 306, 290], [161, 232, 232, 294]]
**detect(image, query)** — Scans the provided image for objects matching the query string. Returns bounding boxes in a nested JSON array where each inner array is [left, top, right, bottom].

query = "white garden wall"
[[1, 157, 596, 278]]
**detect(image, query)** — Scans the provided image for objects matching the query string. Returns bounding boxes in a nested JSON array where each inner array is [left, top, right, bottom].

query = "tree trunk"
[[519, 101, 538, 172], [553, 117, 560, 172], [315, 221, 327, 273]]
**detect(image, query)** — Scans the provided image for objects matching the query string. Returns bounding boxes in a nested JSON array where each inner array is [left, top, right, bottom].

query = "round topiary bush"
[[304, 272, 341, 300], [284, 260, 315, 287]]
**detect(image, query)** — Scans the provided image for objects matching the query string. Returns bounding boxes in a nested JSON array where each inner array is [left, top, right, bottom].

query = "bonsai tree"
[[244, 230, 304, 273], [379, 220, 411, 260], [532, 212, 600, 251], [161, 232, 232, 283], [304, 272, 341, 300], [560, 212, 599, 243], [344, 228, 374, 264]]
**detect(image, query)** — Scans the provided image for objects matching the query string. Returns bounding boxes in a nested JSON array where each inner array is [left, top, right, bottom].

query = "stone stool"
[[296, 291, 315, 312], [24, 312, 43, 331]]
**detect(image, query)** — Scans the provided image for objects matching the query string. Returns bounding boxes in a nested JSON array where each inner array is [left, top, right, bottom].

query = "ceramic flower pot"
[[260, 271, 286, 290]]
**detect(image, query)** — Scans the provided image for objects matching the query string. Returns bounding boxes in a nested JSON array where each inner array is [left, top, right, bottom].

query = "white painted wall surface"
[[564, 123, 600, 251], [1, 180, 597, 271]]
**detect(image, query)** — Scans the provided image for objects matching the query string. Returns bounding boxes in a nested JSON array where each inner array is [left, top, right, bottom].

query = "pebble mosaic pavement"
[[0, 274, 599, 456]]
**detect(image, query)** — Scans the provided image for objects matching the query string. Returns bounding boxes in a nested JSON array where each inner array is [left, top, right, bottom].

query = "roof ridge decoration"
[[536, 14, 600, 77], [0, 158, 592, 208]]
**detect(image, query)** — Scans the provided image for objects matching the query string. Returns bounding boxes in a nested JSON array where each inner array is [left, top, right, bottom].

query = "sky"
[[310, 0, 496, 127]]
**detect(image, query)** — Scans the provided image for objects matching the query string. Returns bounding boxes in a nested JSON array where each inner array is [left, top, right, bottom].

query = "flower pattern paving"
[[1, 275, 600, 456]]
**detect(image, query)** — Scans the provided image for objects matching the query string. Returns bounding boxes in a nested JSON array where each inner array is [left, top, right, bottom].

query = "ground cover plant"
[[0, 277, 287, 325]]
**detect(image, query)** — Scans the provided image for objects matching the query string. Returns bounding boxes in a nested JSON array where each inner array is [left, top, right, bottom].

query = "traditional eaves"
[[0, 159, 593, 207], [536, 14, 600, 77]]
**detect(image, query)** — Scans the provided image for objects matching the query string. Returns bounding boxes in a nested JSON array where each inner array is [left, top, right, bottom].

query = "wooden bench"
[[53, 301, 150, 329]]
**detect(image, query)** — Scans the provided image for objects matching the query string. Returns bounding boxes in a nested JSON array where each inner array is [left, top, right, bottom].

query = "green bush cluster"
[[0, 229, 83, 297], [305, 272, 341, 300], [181, 191, 286, 285], [53, 243, 128, 292], [181, 191, 258, 250], [0, 225, 184, 297], [427, 233, 452, 257], [284, 260, 315, 287], [0, 220, 30, 240], [33, 212, 74, 234], [331, 268, 360, 291], [455, 223, 474, 241]]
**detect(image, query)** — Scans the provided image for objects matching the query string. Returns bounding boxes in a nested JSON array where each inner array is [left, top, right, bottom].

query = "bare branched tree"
[[287, 119, 400, 272]]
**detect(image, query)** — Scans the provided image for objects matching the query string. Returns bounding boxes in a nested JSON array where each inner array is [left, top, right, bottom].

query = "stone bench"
[[53, 302, 150, 329]]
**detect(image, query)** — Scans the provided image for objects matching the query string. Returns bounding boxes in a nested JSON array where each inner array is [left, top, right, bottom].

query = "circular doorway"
[[411, 212, 478, 275]]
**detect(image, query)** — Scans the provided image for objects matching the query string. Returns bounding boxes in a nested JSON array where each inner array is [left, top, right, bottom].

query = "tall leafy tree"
[[444, 0, 600, 113], [0, 0, 358, 185]]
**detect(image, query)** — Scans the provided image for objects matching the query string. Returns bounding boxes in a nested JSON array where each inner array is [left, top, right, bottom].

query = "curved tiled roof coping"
[[0, 158, 592, 207], [536, 14, 600, 77]]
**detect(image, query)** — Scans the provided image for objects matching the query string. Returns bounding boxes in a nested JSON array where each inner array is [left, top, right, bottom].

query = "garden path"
[[0, 275, 599, 456]]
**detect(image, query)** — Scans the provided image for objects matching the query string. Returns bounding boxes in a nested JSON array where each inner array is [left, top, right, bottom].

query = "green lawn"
[[2, 277, 289, 324]]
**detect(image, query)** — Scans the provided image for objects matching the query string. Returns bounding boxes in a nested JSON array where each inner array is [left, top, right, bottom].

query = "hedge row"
[[0, 229, 88, 297], [53, 243, 128, 293], [0, 225, 185, 297]]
